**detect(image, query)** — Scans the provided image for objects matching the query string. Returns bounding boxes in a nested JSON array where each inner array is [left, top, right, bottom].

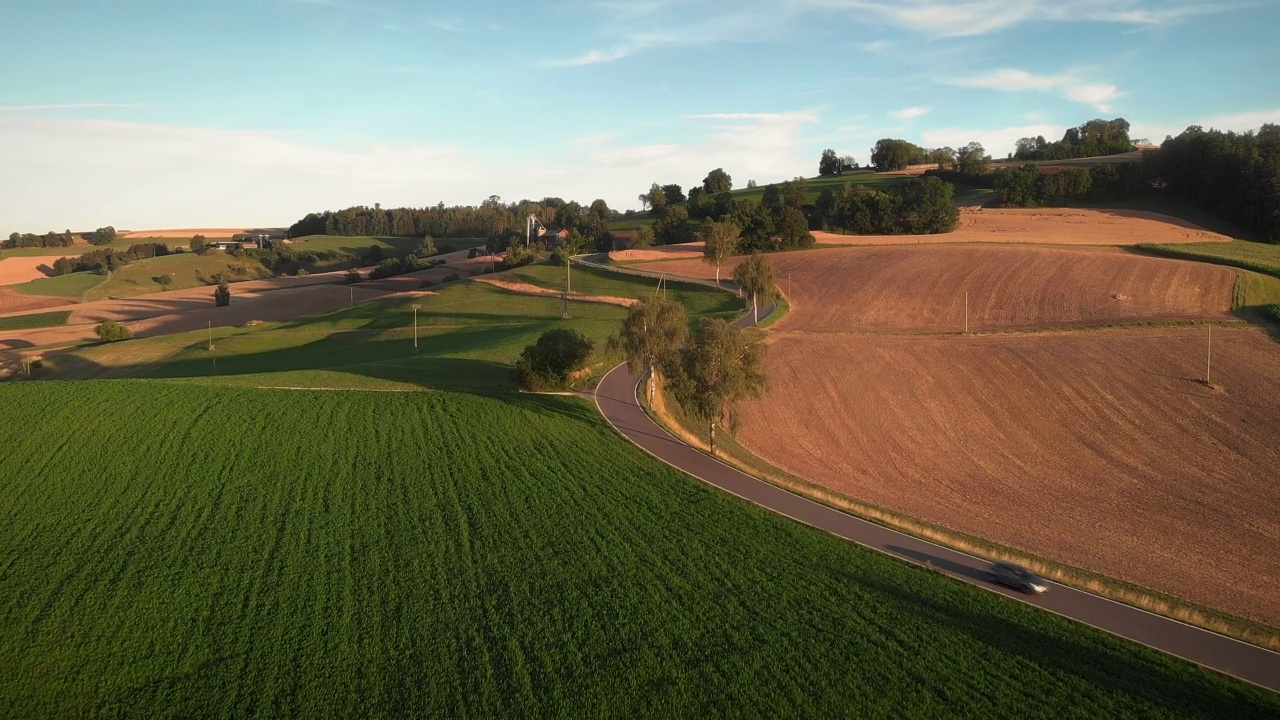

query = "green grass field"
[[12, 271, 104, 298], [82, 252, 273, 302], [0, 310, 71, 331], [509, 263, 742, 315], [287, 234, 450, 257], [1, 381, 1277, 717], [1138, 240, 1280, 279]]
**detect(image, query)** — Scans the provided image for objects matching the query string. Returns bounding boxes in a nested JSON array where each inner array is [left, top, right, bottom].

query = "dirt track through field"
[[737, 328, 1280, 625]]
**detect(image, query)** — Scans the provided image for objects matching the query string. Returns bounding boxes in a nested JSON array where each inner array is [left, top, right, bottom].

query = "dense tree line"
[[992, 124, 1280, 242], [1013, 119, 1134, 161], [815, 177, 959, 235], [994, 163, 1149, 207], [869, 140, 964, 172], [50, 242, 172, 276], [4, 231, 75, 249], [288, 196, 616, 251], [818, 149, 860, 176], [1150, 124, 1280, 242]]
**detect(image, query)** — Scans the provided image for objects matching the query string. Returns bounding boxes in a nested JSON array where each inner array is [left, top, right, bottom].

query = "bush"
[[152, 275, 172, 286], [1269, 305, 1280, 323], [346, 269, 363, 284], [515, 328, 594, 391], [214, 279, 231, 307], [95, 320, 132, 342]]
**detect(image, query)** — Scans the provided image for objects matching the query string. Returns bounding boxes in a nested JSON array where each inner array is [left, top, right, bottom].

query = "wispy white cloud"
[[547, 47, 636, 68], [890, 106, 931, 119], [0, 103, 144, 112], [798, 0, 1237, 37], [861, 40, 890, 53], [943, 68, 1126, 111]]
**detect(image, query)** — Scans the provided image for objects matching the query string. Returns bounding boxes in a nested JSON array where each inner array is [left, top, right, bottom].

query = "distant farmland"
[[2, 381, 1278, 717]]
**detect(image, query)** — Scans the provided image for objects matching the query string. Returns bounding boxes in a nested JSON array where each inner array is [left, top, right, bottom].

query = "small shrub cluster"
[[94, 320, 132, 342], [1269, 305, 1280, 323], [515, 328, 594, 391]]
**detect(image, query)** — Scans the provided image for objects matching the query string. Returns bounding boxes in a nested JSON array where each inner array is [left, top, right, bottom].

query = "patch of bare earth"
[[473, 276, 635, 307], [117, 228, 249, 239], [0, 256, 78, 285], [737, 328, 1280, 625], [0, 287, 72, 314], [609, 242, 704, 263]]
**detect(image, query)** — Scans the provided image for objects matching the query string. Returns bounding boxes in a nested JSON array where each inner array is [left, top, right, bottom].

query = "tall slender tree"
[[613, 295, 688, 405], [667, 318, 768, 456], [732, 252, 777, 324], [699, 220, 740, 286]]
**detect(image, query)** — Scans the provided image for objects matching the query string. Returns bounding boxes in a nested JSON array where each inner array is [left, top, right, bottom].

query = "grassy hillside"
[[12, 271, 104, 298], [82, 252, 273, 302], [1, 381, 1277, 717], [1137, 240, 1280, 279]]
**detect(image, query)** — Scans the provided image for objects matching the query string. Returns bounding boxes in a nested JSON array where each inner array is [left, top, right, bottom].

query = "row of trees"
[[288, 197, 616, 251], [614, 292, 768, 455], [992, 124, 1279, 242], [815, 176, 959, 235], [640, 168, 734, 212], [868, 140, 986, 173], [1151, 124, 1280, 243], [819, 149, 860, 176], [4, 231, 76, 249], [49, 242, 173, 276], [1013, 118, 1134, 161], [994, 163, 1149, 207]]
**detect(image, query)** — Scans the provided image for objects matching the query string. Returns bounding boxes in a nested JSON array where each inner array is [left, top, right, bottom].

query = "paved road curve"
[[592, 302, 1280, 693]]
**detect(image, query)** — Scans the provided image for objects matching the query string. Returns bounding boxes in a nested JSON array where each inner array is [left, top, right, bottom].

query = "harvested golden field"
[[0, 287, 70, 314], [637, 245, 1237, 331], [737, 328, 1280, 625], [118, 227, 248, 238], [0, 256, 76, 285]]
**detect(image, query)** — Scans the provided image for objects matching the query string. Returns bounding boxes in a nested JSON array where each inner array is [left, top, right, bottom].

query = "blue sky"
[[2, 0, 1278, 230]]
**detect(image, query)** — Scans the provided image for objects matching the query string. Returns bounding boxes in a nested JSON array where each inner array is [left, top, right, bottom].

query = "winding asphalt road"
[[592, 300, 1280, 693]]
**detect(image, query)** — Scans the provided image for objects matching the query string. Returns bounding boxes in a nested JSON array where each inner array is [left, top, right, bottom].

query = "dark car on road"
[[988, 562, 1048, 594]]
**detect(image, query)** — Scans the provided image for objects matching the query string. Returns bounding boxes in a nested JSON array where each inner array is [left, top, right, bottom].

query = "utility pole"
[[207, 321, 213, 351], [1206, 325, 1212, 385], [562, 278, 570, 320], [965, 291, 969, 335], [411, 304, 421, 352], [349, 285, 354, 306]]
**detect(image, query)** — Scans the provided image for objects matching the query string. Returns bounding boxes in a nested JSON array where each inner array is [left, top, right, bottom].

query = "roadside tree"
[[667, 318, 767, 456], [732, 252, 777, 324], [699, 220, 740, 286], [612, 295, 688, 404]]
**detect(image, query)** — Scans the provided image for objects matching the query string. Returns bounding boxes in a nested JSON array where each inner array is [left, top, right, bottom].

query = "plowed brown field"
[[813, 208, 1233, 246], [737, 328, 1280, 625], [636, 245, 1237, 331]]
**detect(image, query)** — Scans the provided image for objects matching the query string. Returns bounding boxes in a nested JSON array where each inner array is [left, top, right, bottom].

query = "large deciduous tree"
[[667, 318, 768, 456], [732, 252, 777, 324], [661, 184, 686, 205], [648, 183, 668, 212], [956, 142, 991, 176], [699, 220, 740, 286], [702, 168, 733, 195], [653, 206, 694, 245], [613, 295, 688, 404]]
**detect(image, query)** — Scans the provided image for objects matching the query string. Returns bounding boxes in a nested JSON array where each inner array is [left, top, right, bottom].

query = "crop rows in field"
[[0, 381, 1276, 717], [0, 309, 71, 330]]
